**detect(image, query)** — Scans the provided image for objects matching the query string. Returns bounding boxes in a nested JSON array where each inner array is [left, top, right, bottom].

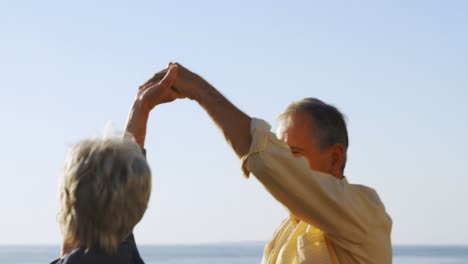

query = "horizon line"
[[1, 243, 468, 247]]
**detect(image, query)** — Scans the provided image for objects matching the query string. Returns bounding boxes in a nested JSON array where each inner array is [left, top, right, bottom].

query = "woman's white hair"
[[59, 136, 151, 254]]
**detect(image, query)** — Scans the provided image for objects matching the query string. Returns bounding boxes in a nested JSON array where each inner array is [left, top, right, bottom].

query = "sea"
[[0, 244, 467, 264]]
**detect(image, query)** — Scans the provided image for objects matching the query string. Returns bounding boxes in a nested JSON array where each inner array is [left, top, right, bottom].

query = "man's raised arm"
[[171, 63, 252, 158], [165, 63, 386, 245]]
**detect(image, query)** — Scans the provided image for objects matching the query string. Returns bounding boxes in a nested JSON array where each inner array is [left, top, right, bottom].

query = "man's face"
[[278, 111, 335, 175]]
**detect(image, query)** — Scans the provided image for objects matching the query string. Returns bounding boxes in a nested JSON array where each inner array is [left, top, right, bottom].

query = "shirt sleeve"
[[241, 118, 386, 244]]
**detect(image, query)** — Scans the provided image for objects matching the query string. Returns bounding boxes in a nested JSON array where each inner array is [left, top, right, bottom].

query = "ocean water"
[[0, 244, 467, 264]]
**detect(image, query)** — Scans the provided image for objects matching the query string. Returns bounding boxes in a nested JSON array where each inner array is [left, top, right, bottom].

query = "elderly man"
[[146, 63, 392, 263]]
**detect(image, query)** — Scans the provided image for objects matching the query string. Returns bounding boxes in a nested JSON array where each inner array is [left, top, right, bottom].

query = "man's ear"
[[330, 144, 345, 177]]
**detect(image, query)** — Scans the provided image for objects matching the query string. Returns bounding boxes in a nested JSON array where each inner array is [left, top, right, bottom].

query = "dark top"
[[50, 233, 144, 264]]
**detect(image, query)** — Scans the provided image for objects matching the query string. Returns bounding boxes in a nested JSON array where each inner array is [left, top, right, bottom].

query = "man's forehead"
[[279, 112, 312, 129], [277, 112, 315, 142], [277, 122, 297, 141], [276, 121, 288, 139], [276, 115, 295, 140]]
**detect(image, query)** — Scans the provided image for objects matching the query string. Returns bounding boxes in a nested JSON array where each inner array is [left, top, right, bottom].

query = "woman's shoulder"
[[49, 248, 84, 264]]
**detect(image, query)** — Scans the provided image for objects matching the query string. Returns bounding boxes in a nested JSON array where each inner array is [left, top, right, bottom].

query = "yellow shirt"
[[241, 119, 392, 264]]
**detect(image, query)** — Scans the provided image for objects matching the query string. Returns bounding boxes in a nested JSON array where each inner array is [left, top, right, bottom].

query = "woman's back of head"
[[59, 136, 151, 256]]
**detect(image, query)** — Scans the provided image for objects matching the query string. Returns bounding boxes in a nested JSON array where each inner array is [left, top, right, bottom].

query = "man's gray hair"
[[59, 136, 151, 254], [279, 98, 349, 171]]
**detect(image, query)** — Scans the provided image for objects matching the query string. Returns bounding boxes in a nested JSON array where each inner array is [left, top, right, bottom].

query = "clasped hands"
[[136, 63, 203, 112], [125, 62, 209, 148]]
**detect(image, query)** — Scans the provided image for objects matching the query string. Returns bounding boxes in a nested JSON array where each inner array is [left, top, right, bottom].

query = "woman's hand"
[[125, 64, 183, 148], [137, 64, 184, 112]]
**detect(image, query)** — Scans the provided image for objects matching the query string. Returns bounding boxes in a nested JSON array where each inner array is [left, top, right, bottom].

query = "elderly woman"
[[51, 64, 181, 264]]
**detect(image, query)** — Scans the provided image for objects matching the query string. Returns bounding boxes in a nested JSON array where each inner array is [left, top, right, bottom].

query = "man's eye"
[[292, 151, 302, 156]]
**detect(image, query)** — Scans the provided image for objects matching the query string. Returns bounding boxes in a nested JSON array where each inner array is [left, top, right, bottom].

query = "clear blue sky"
[[0, 0, 467, 245]]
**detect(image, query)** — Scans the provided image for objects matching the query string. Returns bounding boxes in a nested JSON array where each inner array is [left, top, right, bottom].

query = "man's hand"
[[125, 64, 181, 148], [170, 63, 207, 100], [144, 63, 207, 100]]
